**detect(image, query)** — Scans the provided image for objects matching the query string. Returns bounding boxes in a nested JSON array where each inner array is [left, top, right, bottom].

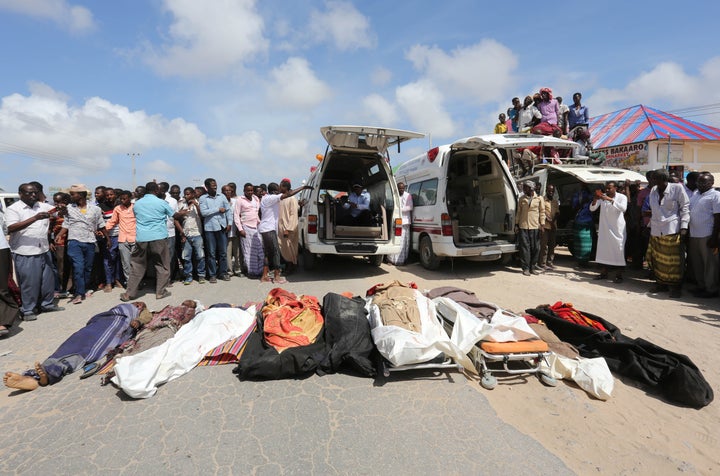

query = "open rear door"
[[321, 125, 424, 154]]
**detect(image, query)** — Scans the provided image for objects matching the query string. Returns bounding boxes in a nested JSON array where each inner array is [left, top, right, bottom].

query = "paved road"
[[0, 257, 572, 475]]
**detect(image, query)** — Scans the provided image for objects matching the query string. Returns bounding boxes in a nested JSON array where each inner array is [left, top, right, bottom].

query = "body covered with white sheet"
[[112, 306, 256, 398], [366, 290, 475, 373]]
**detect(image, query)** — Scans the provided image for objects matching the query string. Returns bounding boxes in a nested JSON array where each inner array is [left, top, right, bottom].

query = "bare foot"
[[35, 362, 48, 386], [3, 371, 39, 391]]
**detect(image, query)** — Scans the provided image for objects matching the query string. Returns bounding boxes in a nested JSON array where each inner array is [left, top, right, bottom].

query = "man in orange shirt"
[[105, 190, 136, 288]]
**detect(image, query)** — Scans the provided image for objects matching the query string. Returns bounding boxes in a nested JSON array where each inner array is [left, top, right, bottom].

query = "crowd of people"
[[515, 169, 720, 299], [498, 88, 588, 137], [494, 88, 604, 174], [0, 178, 309, 338]]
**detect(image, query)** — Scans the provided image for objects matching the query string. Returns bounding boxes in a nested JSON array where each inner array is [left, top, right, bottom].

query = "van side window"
[[408, 182, 421, 206], [408, 179, 438, 207]]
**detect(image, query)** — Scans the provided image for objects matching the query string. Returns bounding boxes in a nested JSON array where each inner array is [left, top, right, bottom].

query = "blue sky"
[[1, 0, 719, 193]]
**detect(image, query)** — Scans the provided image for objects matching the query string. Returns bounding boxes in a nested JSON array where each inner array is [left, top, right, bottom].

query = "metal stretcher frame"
[[472, 341, 556, 390], [438, 307, 557, 390], [379, 356, 464, 378], [374, 311, 466, 379]]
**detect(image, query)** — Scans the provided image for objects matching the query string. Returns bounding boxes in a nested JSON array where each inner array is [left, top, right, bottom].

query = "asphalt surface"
[[0, 256, 572, 475]]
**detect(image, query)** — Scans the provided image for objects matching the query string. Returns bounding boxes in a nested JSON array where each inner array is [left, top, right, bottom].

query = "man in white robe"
[[278, 180, 299, 274], [589, 181, 627, 282], [388, 182, 413, 265]]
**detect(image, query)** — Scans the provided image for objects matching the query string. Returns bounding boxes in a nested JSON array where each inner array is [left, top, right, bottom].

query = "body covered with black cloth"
[[526, 302, 713, 408]]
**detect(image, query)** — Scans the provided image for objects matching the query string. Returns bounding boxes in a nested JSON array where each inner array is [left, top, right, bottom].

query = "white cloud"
[[143, 0, 268, 77], [371, 66, 392, 86], [396, 80, 455, 137], [587, 57, 720, 122], [0, 83, 270, 183], [145, 160, 176, 175], [309, 0, 375, 50], [207, 131, 263, 161], [267, 137, 311, 159], [0, 0, 95, 33], [406, 40, 518, 103], [363, 94, 398, 125], [266, 57, 332, 109]]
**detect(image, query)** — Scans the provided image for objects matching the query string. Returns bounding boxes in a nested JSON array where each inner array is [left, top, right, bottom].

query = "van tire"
[[368, 254, 383, 267], [419, 236, 441, 270], [500, 253, 513, 266], [302, 247, 316, 271]]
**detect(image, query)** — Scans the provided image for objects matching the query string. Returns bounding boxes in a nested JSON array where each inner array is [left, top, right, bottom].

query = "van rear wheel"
[[302, 247, 316, 271], [368, 255, 383, 267], [419, 236, 441, 270]]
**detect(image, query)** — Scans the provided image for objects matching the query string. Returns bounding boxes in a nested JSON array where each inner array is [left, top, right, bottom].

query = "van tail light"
[[441, 213, 453, 236], [308, 215, 318, 234], [394, 218, 403, 237], [427, 147, 439, 162]]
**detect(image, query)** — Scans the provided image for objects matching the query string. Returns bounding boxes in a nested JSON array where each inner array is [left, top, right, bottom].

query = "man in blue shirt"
[[340, 183, 372, 226], [199, 178, 232, 283], [121, 181, 187, 301]]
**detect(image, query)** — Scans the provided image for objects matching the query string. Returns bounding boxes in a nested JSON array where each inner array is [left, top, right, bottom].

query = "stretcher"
[[365, 287, 476, 379], [435, 298, 557, 390], [377, 352, 464, 378]]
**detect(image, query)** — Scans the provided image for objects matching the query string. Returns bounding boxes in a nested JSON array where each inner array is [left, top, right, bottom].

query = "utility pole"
[[127, 152, 140, 190]]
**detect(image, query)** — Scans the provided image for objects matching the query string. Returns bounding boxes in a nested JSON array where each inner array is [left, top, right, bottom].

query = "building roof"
[[589, 105, 720, 149]]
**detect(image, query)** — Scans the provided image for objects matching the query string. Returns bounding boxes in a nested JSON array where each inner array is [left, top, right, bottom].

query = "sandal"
[[274, 277, 288, 284], [79, 361, 101, 379]]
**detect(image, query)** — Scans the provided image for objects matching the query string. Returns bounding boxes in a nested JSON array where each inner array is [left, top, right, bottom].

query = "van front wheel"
[[419, 236, 441, 270]]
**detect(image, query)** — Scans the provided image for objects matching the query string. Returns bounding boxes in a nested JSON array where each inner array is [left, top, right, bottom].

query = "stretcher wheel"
[[539, 373, 558, 387], [480, 374, 497, 390]]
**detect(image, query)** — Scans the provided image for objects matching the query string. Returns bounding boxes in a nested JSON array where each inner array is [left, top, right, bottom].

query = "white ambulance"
[[298, 125, 424, 269], [394, 133, 577, 269]]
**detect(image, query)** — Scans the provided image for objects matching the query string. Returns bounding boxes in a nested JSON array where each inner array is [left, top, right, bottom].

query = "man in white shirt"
[[517, 95, 542, 133], [5, 183, 63, 320], [646, 169, 690, 297], [177, 187, 206, 285], [222, 183, 242, 277], [159, 182, 180, 282], [688, 172, 720, 298], [258, 182, 310, 284]]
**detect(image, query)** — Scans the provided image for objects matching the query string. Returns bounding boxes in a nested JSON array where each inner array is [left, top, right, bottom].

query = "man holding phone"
[[5, 183, 63, 320]]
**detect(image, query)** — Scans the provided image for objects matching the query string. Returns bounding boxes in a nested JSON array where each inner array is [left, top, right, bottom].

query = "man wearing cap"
[[54, 184, 109, 305], [278, 179, 300, 274], [5, 183, 63, 320], [342, 183, 372, 226], [120, 181, 187, 301], [515, 181, 545, 276]]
